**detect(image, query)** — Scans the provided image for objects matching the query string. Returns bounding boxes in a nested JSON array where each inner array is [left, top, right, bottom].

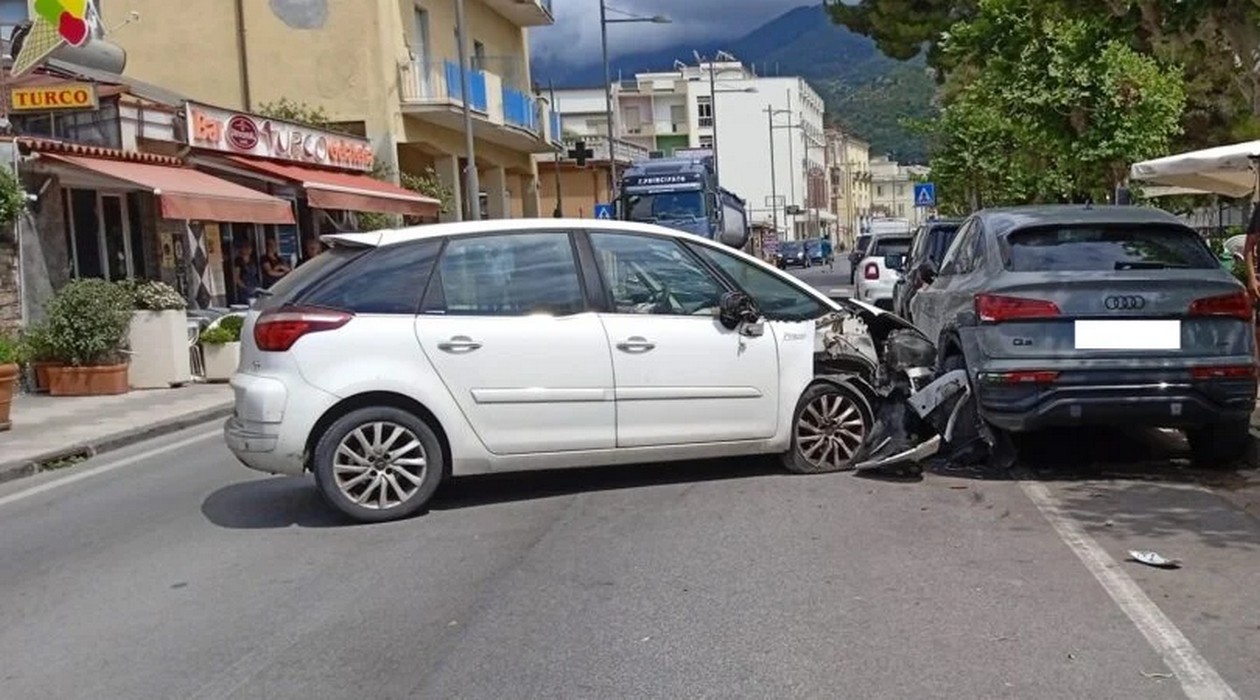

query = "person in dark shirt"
[[301, 237, 325, 265], [261, 238, 292, 287], [233, 240, 262, 304]]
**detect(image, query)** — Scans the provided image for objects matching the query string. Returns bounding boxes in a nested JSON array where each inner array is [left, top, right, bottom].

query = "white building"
[[869, 156, 932, 228], [552, 55, 830, 241]]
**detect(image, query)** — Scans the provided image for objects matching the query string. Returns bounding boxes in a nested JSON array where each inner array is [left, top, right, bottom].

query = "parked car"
[[854, 233, 913, 311], [806, 238, 834, 266], [776, 240, 811, 269], [892, 219, 962, 322], [224, 219, 916, 522], [909, 205, 1257, 466]]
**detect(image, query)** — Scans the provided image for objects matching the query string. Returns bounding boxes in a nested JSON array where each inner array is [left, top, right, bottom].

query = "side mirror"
[[718, 290, 761, 331], [918, 260, 939, 285], [885, 253, 907, 272]]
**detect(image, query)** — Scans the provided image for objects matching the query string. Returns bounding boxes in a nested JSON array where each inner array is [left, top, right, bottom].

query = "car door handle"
[[437, 335, 483, 352], [616, 336, 656, 353]]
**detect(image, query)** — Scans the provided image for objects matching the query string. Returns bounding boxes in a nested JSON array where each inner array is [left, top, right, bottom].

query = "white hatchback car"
[[854, 232, 914, 311], [225, 219, 880, 522]]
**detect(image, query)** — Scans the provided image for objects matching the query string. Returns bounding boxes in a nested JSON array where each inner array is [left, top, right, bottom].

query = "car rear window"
[[254, 246, 366, 311], [873, 237, 911, 256], [925, 225, 960, 263], [1004, 224, 1218, 272], [299, 240, 442, 314]]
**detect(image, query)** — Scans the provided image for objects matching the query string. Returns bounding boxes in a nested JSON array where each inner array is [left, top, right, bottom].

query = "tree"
[[924, 0, 1185, 206], [256, 98, 349, 133], [823, 0, 977, 77]]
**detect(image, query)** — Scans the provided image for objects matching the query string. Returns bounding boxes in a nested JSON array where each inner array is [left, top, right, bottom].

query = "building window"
[[897, 203, 905, 217], [698, 135, 713, 148], [697, 96, 712, 128], [897, 185, 904, 197], [876, 185, 885, 198]]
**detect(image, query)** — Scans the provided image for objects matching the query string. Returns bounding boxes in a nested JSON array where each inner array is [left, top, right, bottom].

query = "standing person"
[[233, 240, 262, 304], [261, 238, 292, 288], [302, 237, 325, 265]]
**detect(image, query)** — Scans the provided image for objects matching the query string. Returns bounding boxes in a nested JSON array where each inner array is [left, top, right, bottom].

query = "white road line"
[[1020, 481, 1239, 700], [0, 429, 221, 509]]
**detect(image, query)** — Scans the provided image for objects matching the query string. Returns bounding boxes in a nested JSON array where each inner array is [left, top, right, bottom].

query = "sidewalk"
[[0, 384, 233, 483]]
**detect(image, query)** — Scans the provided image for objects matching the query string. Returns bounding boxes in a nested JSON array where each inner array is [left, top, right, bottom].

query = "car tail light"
[[975, 294, 1061, 323], [1188, 291, 1252, 321], [985, 370, 1060, 385], [864, 262, 879, 280], [1190, 365, 1257, 380], [254, 306, 353, 352]]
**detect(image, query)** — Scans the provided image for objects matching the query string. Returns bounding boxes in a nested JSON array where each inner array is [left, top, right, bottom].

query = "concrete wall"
[[536, 165, 612, 218]]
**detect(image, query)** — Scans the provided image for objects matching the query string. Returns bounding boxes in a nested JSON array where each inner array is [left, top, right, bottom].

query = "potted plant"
[[20, 322, 57, 393], [122, 280, 192, 389], [200, 315, 243, 382], [44, 278, 133, 396], [0, 331, 17, 431]]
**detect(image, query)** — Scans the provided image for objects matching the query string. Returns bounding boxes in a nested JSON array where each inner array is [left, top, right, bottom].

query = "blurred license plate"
[[1074, 320, 1181, 350]]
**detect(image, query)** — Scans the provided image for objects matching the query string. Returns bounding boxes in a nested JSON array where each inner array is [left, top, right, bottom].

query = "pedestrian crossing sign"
[[914, 182, 936, 208], [594, 203, 614, 220]]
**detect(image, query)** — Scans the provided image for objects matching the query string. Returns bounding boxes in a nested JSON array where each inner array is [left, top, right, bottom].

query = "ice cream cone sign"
[[11, 0, 96, 78]]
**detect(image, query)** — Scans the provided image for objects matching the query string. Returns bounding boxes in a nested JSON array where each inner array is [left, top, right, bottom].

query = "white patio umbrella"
[[1130, 140, 1260, 198]]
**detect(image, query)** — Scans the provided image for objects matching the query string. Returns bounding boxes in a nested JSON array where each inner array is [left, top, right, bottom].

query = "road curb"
[[0, 403, 233, 485]]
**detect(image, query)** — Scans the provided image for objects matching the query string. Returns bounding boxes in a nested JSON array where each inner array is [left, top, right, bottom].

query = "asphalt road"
[[1, 270, 1258, 700]]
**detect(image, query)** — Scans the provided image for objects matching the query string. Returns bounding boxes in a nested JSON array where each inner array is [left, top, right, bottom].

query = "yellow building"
[[101, 0, 562, 220], [826, 128, 871, 249]]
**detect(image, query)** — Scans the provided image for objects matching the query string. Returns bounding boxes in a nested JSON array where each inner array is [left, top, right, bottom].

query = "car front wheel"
[[313, 406, 445, 522], [1186, 420, 1253, 469], [782, 382, 873, 474]]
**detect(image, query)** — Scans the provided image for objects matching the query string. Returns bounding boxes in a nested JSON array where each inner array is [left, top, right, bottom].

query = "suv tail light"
[[1188, 291, 1252, 321], [864, 262, 880, 280], [1190, 365, 1257, 380], [982, 370, 1060, 385], [254, 306, 353, 352], [975, 294, 1061, 323]]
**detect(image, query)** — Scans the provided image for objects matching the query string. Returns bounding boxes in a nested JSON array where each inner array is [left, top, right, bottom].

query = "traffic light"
[[568, 140, 594, 167]]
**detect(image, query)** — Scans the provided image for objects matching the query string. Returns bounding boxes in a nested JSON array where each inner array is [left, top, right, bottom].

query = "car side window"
[[589, 232, 727, 316], [938, 221, 974, 276], [966, 224, 988, 273], [422, 232, 585, 316], [300, 240, 441, 314], [687, 242, 827, 321]]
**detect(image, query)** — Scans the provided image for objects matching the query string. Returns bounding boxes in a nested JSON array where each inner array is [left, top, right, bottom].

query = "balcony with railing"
[[400, 59, 489, 112], [558, 135, 652, 164], [482, 0, 554, 27], [503, 87, 538, 133]]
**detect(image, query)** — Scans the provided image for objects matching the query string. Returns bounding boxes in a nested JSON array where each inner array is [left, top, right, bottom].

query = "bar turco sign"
[[184, 101, 375, 172]]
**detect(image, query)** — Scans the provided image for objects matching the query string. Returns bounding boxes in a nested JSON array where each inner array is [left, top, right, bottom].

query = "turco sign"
[[184, 101, 375, 172], [9, 82, 99, 111]]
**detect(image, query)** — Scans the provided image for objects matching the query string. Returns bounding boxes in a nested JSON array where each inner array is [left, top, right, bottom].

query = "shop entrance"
[[66, 189, 145, 281]]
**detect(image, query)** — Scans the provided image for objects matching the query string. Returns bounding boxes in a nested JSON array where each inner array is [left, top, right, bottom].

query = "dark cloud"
[[531, 0, 808, 65]]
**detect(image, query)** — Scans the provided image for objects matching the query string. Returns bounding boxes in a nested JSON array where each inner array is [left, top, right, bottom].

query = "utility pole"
[[766, 105, 778, 239], [599, 0, 616, 196], [549, 80, 563, 217], [454, 0, 480, 220]]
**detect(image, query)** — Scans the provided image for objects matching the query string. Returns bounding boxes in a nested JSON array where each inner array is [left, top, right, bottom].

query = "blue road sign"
[[914, 182, 936, 208], [594, 203, 614, 220]]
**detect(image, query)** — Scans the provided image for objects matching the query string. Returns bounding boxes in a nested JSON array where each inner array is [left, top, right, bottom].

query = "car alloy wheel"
[[333, 421, 428, 510], [783, 382, 873, 474]]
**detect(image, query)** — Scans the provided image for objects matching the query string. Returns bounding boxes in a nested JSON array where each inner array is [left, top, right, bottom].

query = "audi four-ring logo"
[[1104, 295, 1146, 310]]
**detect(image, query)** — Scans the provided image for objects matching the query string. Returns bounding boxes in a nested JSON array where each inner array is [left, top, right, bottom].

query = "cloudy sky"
[[530, 0, 812, 65]]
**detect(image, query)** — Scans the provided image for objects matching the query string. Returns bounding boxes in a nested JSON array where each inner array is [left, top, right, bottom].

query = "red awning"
[[224, 156, 441, 218], [39, 153, 295, 224]]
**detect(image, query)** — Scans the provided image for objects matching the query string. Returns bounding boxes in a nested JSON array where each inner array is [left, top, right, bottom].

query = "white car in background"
[[224, 219, 901, 522], [854, 232, 914, 311]]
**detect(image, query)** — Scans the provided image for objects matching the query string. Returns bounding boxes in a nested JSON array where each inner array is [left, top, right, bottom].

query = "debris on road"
[[1128, 550, 1182, 569], [1141, 671, 1174, 680]]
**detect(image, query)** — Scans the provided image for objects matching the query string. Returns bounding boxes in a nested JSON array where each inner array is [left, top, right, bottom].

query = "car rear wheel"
[[782, 382, 873, 474], [1185, 420, 1253, 469], [313, 406, 445, 522]]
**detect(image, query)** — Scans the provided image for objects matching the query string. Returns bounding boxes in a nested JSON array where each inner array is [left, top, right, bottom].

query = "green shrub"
[[200, 315, 243, 345], [44, 279, 133, 366], [18, 322, 54, 363], [121, 279, 187, 311], [0, 333, 16, 365]]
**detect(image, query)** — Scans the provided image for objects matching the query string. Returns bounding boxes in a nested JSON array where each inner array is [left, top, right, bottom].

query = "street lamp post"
[[693, 54, 756, 189], [454, 0, 480, 221], [766, 105, 799, 239], [599, 3, 669, 197]]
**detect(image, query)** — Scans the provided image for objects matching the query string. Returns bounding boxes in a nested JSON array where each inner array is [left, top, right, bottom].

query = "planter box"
[[47, 364, 130, 396], [128, 309, 192, 389], [0, 363, 17, 431], [32, 360, 60, 393], [203, 342, 241, 383]]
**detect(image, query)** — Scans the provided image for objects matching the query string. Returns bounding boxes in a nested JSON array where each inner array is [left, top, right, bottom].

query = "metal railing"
[[503, 87, 538, 131], [399, 59, 488, 113]]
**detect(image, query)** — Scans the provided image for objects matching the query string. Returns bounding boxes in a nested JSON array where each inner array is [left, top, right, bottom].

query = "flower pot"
[[0, 363, 17, 431], [128, 309, 192, 389], [32, 360, 61, 393], [47, 364, 130, 397], [202, 341, 241, 383]]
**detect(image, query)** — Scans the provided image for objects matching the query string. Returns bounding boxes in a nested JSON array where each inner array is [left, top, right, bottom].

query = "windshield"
[[781, 241, 804, 254], [624, 191, 706, 222], [1004, 224, 1218, 271]]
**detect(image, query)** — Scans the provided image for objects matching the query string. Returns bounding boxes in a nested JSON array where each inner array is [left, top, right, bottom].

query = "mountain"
[[531, 5, 936, 163]]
